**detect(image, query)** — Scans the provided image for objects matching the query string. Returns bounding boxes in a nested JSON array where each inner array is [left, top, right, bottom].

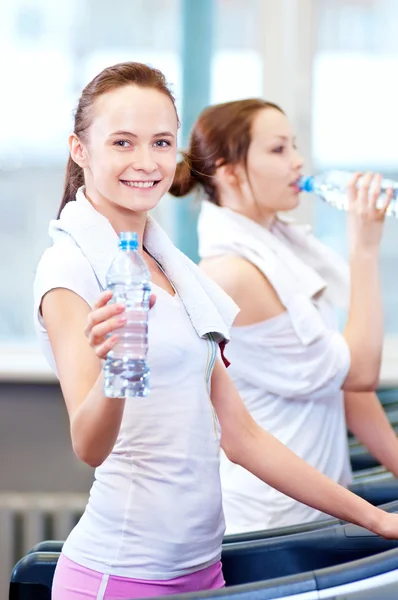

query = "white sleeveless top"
[[198, 202, 352, 534], [220, 298, 352, 533], [33, 237, 225, 579]]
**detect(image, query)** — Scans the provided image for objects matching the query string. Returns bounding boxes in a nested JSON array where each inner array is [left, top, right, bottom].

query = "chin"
[[279, 197, 300, 213], [127, 198, 163, 213], [290, 193, 301, 208], [119, 185, 167, 212]]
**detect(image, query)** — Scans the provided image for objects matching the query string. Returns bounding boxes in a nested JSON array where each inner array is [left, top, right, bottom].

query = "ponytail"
[[169, 153, 198, 198], [58, 156, 85, 218]]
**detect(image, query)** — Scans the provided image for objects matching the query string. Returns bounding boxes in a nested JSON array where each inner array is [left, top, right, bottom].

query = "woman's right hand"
[[84, 291, 156, 359], [347, 171, 393, 254]]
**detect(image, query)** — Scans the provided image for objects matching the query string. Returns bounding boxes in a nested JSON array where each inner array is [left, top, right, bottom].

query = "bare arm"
[[42, 289, 127, 467], [201, 173, 392, 392], [211, 360, 398, 538], [342, 172, 393, 390], [345, 391, 398, 478], [342, 249, 382, 390]]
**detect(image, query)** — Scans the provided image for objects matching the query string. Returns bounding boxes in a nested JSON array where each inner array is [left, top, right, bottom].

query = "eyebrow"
[[110, 130, 175, 138], [273, 135, 296, 142]]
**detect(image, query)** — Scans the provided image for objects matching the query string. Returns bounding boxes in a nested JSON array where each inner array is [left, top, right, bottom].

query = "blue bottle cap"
[[298, 176, 315, 193], [119, 231, 138, 250]]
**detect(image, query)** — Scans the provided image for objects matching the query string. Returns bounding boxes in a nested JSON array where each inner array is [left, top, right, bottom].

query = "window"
[[313, 0, 398, 339], [1, 0, 263, 378], [0, 0, 182, 346]]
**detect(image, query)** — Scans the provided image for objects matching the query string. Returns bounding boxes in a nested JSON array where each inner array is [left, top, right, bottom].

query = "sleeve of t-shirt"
[[33, 240, 100, 331]]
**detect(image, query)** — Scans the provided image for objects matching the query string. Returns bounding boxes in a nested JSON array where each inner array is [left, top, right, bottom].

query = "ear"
[[69, 133, 89, 169], [215, 162, 239, 187]]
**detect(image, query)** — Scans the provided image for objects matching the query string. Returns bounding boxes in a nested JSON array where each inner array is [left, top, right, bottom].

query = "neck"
[[84, 188, 147, 252], [240, 207, 276, 230], [219, 196, 276, 230]]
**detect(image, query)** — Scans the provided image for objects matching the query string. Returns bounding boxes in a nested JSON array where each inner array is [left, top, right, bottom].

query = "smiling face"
[[71, 84, 178, 215]]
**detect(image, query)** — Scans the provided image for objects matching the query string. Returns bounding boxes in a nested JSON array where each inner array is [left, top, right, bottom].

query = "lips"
[[290, 178, 301, 192]]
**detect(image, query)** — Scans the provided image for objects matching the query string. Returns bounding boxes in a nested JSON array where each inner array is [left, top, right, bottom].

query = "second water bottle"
[[299, 170, 398, 217]]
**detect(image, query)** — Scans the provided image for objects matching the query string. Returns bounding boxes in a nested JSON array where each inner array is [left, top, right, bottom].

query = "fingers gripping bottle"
[[298, 170, 398, 217], [103, 232, 151, 398]]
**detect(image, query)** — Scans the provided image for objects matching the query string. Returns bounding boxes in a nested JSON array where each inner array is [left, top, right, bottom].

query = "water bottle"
[[298, 170, 398, 217], [103, 232, 151, 398]]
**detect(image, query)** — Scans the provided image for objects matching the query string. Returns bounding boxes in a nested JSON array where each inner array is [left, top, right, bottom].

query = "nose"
[[132, 146, 157, 173], [293, 148, 304, 171]]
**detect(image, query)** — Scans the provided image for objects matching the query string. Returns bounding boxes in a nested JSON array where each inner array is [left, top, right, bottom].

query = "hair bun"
[[169, 153, 197, 197]]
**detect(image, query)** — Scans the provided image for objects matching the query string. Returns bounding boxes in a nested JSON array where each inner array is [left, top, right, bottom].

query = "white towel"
[[198, 201, 350, 328], [48, 187, 239, 343]]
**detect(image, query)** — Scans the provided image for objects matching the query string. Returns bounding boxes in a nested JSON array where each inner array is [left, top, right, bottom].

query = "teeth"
[[122, 181, 155, 188]]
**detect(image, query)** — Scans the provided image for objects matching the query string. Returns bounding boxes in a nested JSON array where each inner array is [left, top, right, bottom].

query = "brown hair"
[[58, 62, 178, 217], [169, 99, 284, 205]]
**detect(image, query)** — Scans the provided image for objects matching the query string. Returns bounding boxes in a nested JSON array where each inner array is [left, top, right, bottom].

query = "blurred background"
[[1, 0, 398, 595]]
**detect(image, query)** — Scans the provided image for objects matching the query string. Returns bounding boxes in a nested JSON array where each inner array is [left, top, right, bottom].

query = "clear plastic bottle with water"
[[103, 232, 151, 398], [298, 170, 398, 217]]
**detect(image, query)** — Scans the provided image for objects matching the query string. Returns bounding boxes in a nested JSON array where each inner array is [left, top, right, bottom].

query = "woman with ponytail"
[[170, 99, 398, 534], [34, 68, 398, 599]]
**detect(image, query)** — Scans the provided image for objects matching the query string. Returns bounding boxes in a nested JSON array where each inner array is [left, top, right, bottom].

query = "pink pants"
[[52, 553, 225, 599]]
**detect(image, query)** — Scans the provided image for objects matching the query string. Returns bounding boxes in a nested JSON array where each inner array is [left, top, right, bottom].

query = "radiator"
[[0, 492, 86, 597]]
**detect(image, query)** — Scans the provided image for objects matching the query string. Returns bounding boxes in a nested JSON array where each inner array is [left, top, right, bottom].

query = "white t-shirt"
[[221, 294, 352, 534], [196, 201, 352, 534], [33, 237, 225, 579]]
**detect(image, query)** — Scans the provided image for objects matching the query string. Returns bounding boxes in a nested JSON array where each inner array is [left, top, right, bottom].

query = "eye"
[[154, 139, 171, 148], [113, 140, 131, 148], [272, 145, 285, 154]]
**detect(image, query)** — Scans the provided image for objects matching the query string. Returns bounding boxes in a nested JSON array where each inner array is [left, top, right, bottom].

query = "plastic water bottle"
[[298, 170, 398, 217], [103, 232, 151, 398]]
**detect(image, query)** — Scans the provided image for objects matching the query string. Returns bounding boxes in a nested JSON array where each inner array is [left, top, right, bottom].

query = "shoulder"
[[36, 238, 92, 275], [34, 238, 100, 312], [199, 255, 285, 325], [200, 255, 257, 298]]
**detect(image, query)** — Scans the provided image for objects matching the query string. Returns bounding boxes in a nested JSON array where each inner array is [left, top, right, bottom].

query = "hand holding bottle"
[[84, 290, 156, 360], [346, 172, 393, 254]]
